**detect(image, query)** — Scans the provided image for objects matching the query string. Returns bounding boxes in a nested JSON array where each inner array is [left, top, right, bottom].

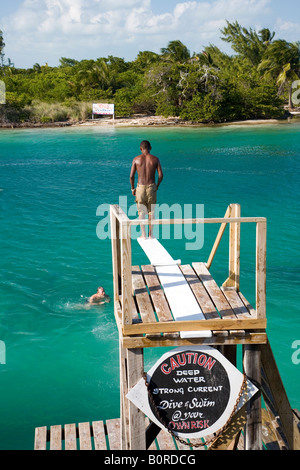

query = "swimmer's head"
[[97, 287, 105, 296]]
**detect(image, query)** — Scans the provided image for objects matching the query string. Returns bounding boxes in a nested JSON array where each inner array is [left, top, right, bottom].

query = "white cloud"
[[1, 0, 276, 67], [276, 19, 300, 33]]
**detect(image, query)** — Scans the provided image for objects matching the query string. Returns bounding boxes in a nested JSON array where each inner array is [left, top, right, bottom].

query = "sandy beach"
[[77, 114, 300, 128], [1, 113, 299, 130]]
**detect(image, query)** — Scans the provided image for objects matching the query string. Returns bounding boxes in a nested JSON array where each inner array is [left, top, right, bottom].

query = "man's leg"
[[139, 211, 147, 239], [149, 206, 156, 239]]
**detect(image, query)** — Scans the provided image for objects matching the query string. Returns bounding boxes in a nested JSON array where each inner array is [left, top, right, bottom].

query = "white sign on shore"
[[92, 103, 115, 119]]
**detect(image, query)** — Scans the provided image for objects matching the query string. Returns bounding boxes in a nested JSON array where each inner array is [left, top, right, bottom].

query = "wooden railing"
[[110, 204, 267, 330]]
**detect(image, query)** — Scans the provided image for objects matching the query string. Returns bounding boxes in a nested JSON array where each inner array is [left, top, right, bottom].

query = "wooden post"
[[223, 203, 240, 289], [261, 340, 300, 450], [110, 205, 120, 302], [256, 220, 267, 319], [126, 348, 146, 449], [119, 344, 146, 450], [206, 205, 231, 270], [243, 345, 262, 450], [119, 341, 129, 450], [120, 220, 132, 326]]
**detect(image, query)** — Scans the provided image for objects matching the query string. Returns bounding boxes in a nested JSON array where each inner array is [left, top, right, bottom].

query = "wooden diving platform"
[[115, 261, 267, 349], [111, 203, 267, 348], [34, 204, 300, 450]]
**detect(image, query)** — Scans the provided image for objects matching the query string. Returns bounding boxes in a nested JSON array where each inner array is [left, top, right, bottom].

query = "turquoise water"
[[0, 123, 299, 450]]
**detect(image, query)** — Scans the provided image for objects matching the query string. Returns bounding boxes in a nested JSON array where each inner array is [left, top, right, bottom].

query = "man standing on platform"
[[130, 140, 163, 239]]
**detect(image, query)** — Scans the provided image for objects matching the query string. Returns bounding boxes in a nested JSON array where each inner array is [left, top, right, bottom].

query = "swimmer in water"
[[88, 287, 110, 305]]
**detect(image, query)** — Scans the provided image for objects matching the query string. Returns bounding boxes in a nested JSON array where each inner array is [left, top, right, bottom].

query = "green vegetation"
[[0, 22, 299, 125]]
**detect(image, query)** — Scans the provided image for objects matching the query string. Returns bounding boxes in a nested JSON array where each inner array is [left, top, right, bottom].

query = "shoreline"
[[0, 114, 300, 130]]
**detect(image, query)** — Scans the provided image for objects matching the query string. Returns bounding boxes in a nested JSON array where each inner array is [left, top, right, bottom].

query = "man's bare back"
[[130, 141, 163, 189], [130, 141, 163, 239]]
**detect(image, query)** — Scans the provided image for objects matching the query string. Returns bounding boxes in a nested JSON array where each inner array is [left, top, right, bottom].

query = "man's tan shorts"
[[135, 183, 157, 215]]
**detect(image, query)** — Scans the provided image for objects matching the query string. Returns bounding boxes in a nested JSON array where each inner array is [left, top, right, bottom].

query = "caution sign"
[[127, 346, 258, 439]]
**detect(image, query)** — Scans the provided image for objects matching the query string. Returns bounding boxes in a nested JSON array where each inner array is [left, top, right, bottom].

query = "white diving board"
[[137, 238, 212, 338]]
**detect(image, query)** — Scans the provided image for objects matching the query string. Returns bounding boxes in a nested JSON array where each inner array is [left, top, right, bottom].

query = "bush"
[[114, 89, 135, 116], [23, 100, 95, 122], [25, 101, 70, 122]]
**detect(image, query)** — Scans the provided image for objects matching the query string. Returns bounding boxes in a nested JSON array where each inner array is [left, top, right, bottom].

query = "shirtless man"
[[88, 287, 110, 305], [130, 141, 163, 239]]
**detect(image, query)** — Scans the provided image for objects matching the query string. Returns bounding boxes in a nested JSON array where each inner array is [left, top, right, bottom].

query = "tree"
[[258, 40, 300, 109], [161, 40, 190, 63], [59, 57, 79, 67], [220, 20, 274, 65], [131, 51, 160, 72]]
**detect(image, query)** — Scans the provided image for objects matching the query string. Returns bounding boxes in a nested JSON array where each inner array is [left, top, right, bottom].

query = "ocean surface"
[[0, 122, 299, 450]]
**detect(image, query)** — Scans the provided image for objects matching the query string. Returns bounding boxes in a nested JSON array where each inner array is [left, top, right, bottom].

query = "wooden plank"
[[106, 418, 121, 450], [222, 288, 251, 337], [206, 205, 231, 270], [256, 221, 267, 319], [176, 439, 192, 451], [223, 203, 241, 289], [122, 332, 268, 349], [34, 426, 47, 450], [209, 402, 247, 450], [238, 291, 256, 316], [154, 262, 207, 323], [122, 317, 266, 335], [121, 220, 132, 325], [132, 266, 157, 323], [50, 425, 62, 451], [261, 408, 281, 450], [181, 264, 228, 337], [129, 216, 266, 226], [262, 371, 297, 449], [141, 265, 173, 322], [92, 421, 107, 450], [64, 423, 77, 450], [110, 205, 120, 302], [137, 239, 209, 339], [127, 348, 146, 450], [243, 345, 262, 450], [192, 262, 236, 319], [179, 265, 219, 320], [119, 342, 130, 450], [156, 429, 177, 450], [78, 422, 92, 450], [222, 288, 251, 319], [121, 332, 268, 349], [261, 340, 299, 450]]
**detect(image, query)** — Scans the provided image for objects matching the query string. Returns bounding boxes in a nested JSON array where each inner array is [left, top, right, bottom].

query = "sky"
[[0, 0, 300, 68]]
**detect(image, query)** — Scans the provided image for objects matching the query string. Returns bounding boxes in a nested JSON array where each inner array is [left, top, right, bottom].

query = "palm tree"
[[161, 40, 190, 63], [80, 59, 117, 92], [258, 28, 275, 46], [258, 40, 300, 110]]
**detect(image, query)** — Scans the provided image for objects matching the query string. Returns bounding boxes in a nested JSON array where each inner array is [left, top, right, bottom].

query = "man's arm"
[[156, 159, 163, 189], [130, 159, 137, 195]]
